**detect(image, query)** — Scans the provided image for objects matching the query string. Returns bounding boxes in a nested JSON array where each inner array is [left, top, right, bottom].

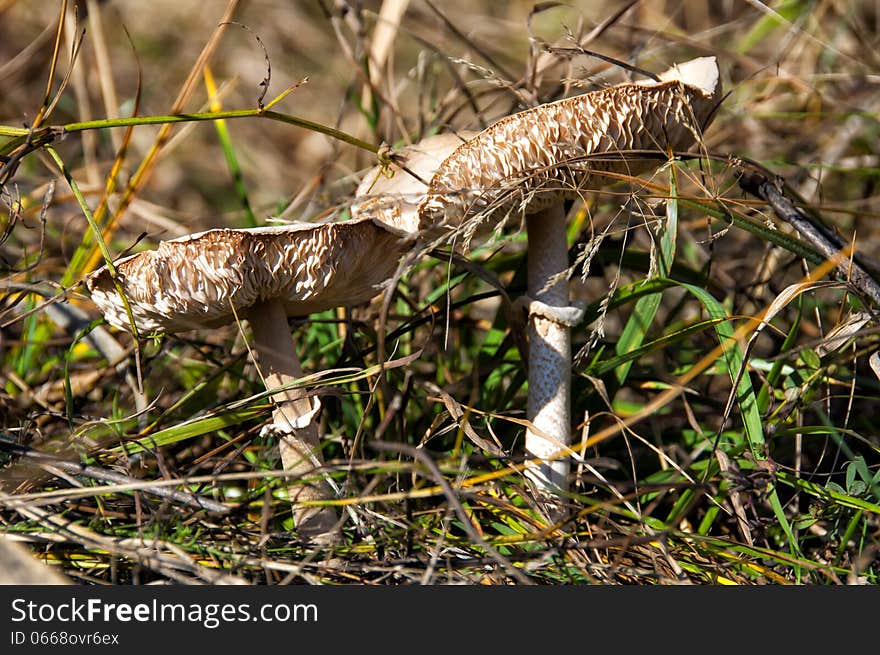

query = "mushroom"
[[0, 537, 71, 585], [416, 57, 723, 494], [86, 217, 412, 541], [351, 131, 478, 232]]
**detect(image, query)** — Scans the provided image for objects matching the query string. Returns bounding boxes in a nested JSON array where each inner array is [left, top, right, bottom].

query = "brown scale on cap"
[[418, 57, 722, 235]]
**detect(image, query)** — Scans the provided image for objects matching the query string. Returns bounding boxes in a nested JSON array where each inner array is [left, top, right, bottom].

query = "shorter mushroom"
[[87, 217, 412, 541]]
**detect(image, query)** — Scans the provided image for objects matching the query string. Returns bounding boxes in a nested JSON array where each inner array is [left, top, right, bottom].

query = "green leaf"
[[800, 347, 821, 370], [778, 471, 880, 515], [111, 406, 266, 455]]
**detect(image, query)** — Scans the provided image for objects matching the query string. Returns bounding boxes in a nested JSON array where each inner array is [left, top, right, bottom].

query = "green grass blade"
[[111, 407, 267, 456], [205, 68, 257, 227], [592, 318, 724, 377], [615, 163, 678, 385], [776, 470, 880, 515], [679, 282, 767, 461]]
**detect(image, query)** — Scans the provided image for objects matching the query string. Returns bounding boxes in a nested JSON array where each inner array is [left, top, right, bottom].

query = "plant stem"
[[64, 109, 378, 153], [525, 204, 571, 494], [2, 109, 378, 157], [249, 300, 339, 542]]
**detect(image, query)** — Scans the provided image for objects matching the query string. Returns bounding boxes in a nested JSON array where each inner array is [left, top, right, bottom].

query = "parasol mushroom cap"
[[351, 132, 477, 234], [86, 216, 411, 334], [417, 56, 722, 236]]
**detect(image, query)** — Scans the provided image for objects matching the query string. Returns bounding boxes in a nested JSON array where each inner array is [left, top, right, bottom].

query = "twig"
[[0, 439, 229, 514], [369, 441, 534, 584], [1, 495, 244, 584], [738, 170, 880, 306]]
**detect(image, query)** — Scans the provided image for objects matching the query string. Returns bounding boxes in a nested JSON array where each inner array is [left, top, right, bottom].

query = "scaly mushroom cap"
[[351, 132, 477, 233], [418, 56, 722, 233], [87, 217, 410, 333]]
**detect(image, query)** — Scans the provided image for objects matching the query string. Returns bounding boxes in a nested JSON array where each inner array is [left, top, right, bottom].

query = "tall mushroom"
[[86, 217, 412, 541], [417, 57, 723, 494]]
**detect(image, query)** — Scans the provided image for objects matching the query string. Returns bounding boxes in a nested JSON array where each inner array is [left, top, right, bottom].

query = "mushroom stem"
[[525, 204, 572, 494], [249, 300, 339, 541]]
